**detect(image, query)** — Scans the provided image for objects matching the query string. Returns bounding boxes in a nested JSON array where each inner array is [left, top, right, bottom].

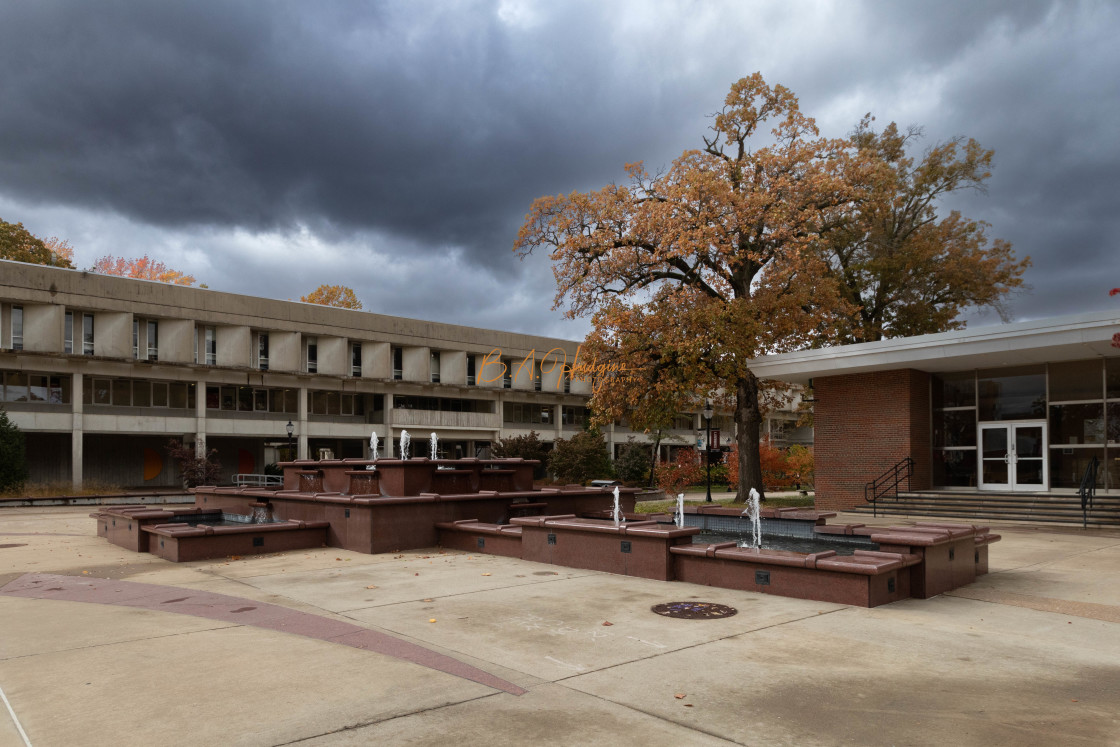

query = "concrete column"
[[195, 379, 207, 457], [71, 372, 83, 487], [298, 385, 308, 459]]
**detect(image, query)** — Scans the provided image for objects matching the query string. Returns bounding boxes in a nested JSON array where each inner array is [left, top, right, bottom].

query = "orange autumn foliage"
[[654, 448, 704, 494], [92, 255, 196, 286], [301, 285, 363, 310]]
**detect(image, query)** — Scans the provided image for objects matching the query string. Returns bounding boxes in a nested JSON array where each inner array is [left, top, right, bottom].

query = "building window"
[[533, 360, 542, 392], [430, 351, 441, 383], [502, 359, 512, 389], [306, 336, 318, 373], [504, 402, 554, 425], [351, 342, 362, 377], [82, 313, 94, 355], [392, 346, 402, 380], [466, 355, 476, 386], [204, 326, 216, 365], [205, 385, 297, 413], [64, 312, 73, 354], [563, 370, 571, 394], [1, 371, 70, 404], [562, 406, 589, 427], [393, 395, 493, 413], [146, 320, 158, 361], [83, 377, 194, 409], [132, 319, 139, 359], [10, 306, 23, 350], [256, 332, 269, 370]]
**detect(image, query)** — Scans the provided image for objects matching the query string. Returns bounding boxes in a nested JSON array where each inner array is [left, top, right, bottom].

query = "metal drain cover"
[[651, 602, 738, 619]]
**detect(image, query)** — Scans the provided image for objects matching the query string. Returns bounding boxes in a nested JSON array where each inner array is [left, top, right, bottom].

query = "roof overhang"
[[749, 311, 1120, 385]]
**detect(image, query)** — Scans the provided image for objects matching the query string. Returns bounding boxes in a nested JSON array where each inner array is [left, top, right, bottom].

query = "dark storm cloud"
[[0, 0, 1117, 334], [0, 0, 686, 268]]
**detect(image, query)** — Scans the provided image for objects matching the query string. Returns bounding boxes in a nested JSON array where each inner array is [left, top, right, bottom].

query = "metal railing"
[[1079, 456, 1100, 529], [864, 456, 914, 517], [232, 473, 283, 488]]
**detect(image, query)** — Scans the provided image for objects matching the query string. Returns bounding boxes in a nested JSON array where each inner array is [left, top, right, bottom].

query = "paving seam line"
[[0, 680, 33, 747]]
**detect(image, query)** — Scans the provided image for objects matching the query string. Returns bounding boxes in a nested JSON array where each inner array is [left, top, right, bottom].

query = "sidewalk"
[[2, 505, 1119, 746]]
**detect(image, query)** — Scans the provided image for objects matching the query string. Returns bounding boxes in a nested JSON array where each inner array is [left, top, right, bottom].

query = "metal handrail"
[[864, 457, 914, 518], [233, 473, 283, 488], [1078, 456, 1100, 529]]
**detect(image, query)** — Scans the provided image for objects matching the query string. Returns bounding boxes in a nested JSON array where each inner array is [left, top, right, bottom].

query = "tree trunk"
[[647, 429, 663, 488], [732, 372, 765, 503]]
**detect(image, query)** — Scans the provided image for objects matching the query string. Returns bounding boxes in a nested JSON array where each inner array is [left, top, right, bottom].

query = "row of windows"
[[1, 371, 70, 404], [505, 402, 555, 425], [84, 378, 196, 409], [3, 308, 578, 390], [393, 395, 494, 414]]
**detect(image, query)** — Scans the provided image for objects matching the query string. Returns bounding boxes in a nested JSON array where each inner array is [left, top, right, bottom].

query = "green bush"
[[613, 439, 650, 485], [548, 431, 612, 485], [492, 430, 550, 478], [0, 407, 28, 492]]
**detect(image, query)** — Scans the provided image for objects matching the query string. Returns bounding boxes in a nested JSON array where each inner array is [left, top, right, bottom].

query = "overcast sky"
[[1, 0, 1117, 340]]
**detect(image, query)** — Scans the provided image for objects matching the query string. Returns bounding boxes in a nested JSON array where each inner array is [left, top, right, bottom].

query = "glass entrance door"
[[979, 422, 1047, 491]]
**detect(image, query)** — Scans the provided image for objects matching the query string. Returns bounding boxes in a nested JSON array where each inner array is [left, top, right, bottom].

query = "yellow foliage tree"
[[91, 255, 196, 286], [0, 219, 75, 268], [517, 74, 859, 500], [301, 285, 363, 309]]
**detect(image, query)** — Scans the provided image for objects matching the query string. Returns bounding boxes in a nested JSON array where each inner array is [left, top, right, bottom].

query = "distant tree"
[[825, 117, 1031, 342], [613, 438, 650, 485], [301, 285, 363, 309], [92, 255, 196, 285], [548, 431, 612, 485], [492, 430, 549, 478], [166, 439, 222, 488], [42, 236, 75, 266], [0, 407, 29, 492], [0, 219, 75, 268]]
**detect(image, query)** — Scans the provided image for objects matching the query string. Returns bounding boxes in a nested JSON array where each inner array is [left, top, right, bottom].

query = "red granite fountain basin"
[[93, 457, 998, 607], [436, 514, 1000, 608]]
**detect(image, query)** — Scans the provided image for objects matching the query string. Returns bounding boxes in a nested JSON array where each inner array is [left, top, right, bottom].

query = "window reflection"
[[977, 366, 1045, 421]]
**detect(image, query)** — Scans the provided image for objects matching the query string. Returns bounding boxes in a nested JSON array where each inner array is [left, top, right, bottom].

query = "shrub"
[[493, 430, 550, 478], [613, 439, 650, 485], [166, 439, 222, 488], [654, 448, 704, 494], [548, 431, 612, 485], [0, 407, 28, 492]]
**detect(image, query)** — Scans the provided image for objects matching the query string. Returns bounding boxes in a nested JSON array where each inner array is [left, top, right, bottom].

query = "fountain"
[[366, 431, 379, 468], [400, 430, 411, 460], [740, 487, 762, 548], [430, 432, 438, 461], [92, 455, 1001, 608]]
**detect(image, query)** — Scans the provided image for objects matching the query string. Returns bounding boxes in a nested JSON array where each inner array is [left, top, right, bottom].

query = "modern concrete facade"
[[1, 260, 719, 488], [751, 311, 1120, 510]]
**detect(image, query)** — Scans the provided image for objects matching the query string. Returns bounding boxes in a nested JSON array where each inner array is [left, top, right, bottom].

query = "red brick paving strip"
[[0, 573, 526, 696]]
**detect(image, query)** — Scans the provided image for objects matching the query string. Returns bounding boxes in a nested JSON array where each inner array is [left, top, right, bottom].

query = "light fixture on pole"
[[286, 420, 295, 461], [702, 401, 714, 503]]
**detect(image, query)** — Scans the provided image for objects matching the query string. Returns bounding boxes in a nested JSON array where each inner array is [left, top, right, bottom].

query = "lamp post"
[[702, 401, 714, 503], [286, 420, 294, 461]]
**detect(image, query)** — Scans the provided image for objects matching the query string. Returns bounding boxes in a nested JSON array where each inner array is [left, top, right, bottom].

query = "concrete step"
[[851, 492, 1120, 527]]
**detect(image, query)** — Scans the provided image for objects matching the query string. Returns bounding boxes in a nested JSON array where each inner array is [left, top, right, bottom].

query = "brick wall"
[[814, 369, 931, 511]]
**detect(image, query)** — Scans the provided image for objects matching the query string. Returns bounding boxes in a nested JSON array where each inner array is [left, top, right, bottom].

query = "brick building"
[[751, 312, 1120, 510]]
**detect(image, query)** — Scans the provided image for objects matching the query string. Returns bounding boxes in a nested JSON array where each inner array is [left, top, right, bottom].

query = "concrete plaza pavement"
[[1, 504, 1119, 746]]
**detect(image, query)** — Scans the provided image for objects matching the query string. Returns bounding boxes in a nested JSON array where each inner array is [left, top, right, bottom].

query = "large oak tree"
[[825, 117, 1029, 342], [516, 74, 857, 500]]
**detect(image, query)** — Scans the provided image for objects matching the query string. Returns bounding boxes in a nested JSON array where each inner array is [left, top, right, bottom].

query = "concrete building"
[[2, 260, 720, 488], [750, 311, 1120, 511]]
